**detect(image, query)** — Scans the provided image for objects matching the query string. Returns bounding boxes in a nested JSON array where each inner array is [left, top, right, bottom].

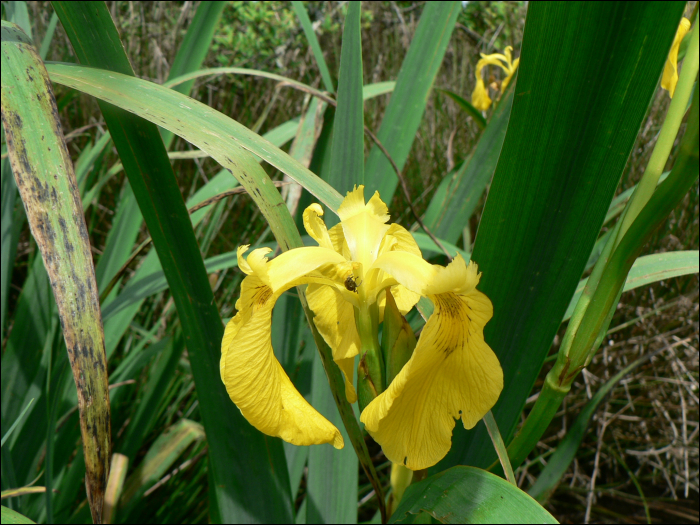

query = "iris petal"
[[661, 18, 691, 98], [306, 283, 360, 403], [221, 274, 344, 448], [360, 288, 501, 470]]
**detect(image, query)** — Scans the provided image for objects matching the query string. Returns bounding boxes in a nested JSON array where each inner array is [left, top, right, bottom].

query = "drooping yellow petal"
[[471, 77, 492, 111], [303, 203, 335, 250], [221, 274, 344, 448], [360, 287, 501, 470], [661, 18, 691, 98], [306, 283, 360, 403]]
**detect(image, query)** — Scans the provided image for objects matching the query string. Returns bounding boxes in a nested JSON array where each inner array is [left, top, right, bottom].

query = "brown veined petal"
[[306, 283, 359, 403], [360, 289, 502, 470], [221, 274, 344, 448]]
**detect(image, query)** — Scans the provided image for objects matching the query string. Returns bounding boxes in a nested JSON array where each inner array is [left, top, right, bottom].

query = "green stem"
[[616, 19, 699, 246], [483, 410, 516, 485]]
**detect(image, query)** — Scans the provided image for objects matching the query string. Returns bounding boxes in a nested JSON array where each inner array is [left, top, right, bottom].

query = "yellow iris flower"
[[661, 17, 691, 98], [220, 186, 503, 470], [471, 46, 520, 111]]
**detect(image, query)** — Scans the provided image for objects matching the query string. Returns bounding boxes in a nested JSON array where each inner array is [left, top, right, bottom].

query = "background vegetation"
[[2, 1, 697, 523]]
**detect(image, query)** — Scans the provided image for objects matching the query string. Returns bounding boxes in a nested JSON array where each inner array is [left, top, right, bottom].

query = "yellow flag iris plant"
[[471, 45, 520, 111], [220, 186, 503, 470]]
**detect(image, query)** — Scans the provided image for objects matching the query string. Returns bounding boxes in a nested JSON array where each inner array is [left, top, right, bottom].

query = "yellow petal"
[[265, 246, 348, 292], [471, 77, 492, 111], [360, 288, 502, 470], [661, 18, 691, 98], [372, 251, 480, 297], [374, 224, 422, 315], [338, 187, 391, 274], [237, 245, 253, 274], [502, 57, 519, 92], [303, 203, 335, 250], [221, 274, 344, 448], [306, 283, 359, 403]]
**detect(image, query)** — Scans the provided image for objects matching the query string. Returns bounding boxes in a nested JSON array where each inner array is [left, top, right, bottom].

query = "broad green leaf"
[[160, 1, 225, 148], [291, 1, 334, 93], [390, 466, 557, 524], [423, 81, 515, 244], [440, 2, 688, 472], [563, 251, 699, 322], [364, 1, 460, 202], [50, 3, 294, 521], [2, 22, 111, 522], [1, 506, 35, 524]]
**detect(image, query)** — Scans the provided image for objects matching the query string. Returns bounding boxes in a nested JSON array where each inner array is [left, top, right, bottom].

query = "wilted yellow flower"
[[221, 186, 503, 469], [471, 46, 520, 111], [661, 17, 691, 98]]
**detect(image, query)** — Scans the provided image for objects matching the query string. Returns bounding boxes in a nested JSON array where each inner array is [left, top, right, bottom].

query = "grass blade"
[[364, 1, 460, 202], [437, 88, 487, 129], [291, 1, 334, 93], [563, 251, 699, 322], [423, 82, 514, 244], [160, 1, 225, 149], [328, 1, 364, 194], [2, 22, 110, 522]]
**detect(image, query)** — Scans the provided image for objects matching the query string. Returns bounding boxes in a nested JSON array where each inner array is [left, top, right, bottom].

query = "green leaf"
[[328, 1, 364, 195], [160, 1, 226, 148], [1, 506, 35, 524], [563, 251, 699, 322], [306, 6, 361, 520], [423, 82, 515, 244], [306, 353, 358, 524], [119, 419, 205, 520], [50, 3, 294, 521], [437, 88, 487, 129], [1, 400, 33, 448], [527, 354, 652, 503], [291, 1, 334, 93], [439, 2, 688, 472], [364, 1, 460, 202], [390, 466, 557, 524], [2, 22, 110, 522], [46, 62, 343, 213]]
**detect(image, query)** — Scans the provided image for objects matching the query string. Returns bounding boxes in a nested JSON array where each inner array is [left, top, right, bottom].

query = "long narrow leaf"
[[51, 3, 294, 521], [364, 2, 460, 202], [1, 22, 110, 522]]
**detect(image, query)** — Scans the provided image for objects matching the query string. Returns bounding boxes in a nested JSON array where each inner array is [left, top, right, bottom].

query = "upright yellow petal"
[[306, 283, 360, 403], [661, 18, 691, 98], [303, 203, 335, 250], [337, 186, 390, 274], [360, 288, 501, 470], [221, 274, 344, 448]]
